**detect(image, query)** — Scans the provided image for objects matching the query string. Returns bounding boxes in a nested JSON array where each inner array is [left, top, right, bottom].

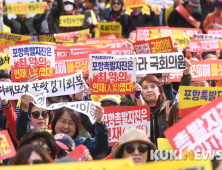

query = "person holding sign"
[[168, 0, 202, 28], [120, 3, 156, 38], [51, 106, 109, 158], [3, 3, 50, 35], [203, 0, 222, 32]]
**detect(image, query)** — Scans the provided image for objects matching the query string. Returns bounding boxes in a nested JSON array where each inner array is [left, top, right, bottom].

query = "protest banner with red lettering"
[[169, 60, 222, 82], [207, 28, 222, 36], [136, 27, 162, 41], [124, 0, 147, 8], [175, 5, 200, 28], [159, 27, 202, 36], [87, 40, 127, 48], [10, 45, 55, 82], [55, 58, 89, 77], [133, 36, 174, 54], [89, 59, 136, 95], [77, 35, 116, 44], [165, 95, 222, 152], [103, 105, 150, 146], [0, 130, 16, 160], [189, 39, 222, 52], [67, 144, 88, 161]]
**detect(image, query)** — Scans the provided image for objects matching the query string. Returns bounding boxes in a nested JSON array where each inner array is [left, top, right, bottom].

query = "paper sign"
[[6, 2, 46, 14], [89, 59, 136, 95], [59, 15, 85, 27], [159, 27, 202, 36], [175, 4, 200, 28], [0, 31, 31, 46], [179, 86, 222, 117], [55, 58, 89, 77], [67, 144, 87, 161], [148, 0, 174, 9], [165, 94, 222, 153], [207, 28, 222, 36], [136, 27, 161, 41], [169, 60, 222, 82], [0, 51, 10, 70], [0, 71, 83, 100], [9, 45, 55, 82], [133, 36, 174, 54], [89, 54, 114, 60], [189, 39, 222, 52], [0, 130, 16, 160], [98, 22, 122, 38], [27, 90, 100, 124], [172, 35, 190, 49], [103, 106, 150, 146], [124, 0, 147, 8], [30, 33, 55, 42], [114, 52, 186, 74]]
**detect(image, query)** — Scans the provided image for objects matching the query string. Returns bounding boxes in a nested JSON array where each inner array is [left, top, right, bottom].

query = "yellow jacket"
[[165, 4, 175, 26]]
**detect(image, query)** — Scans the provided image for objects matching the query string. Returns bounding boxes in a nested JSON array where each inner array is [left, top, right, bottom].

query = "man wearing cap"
[[34, 0, 64, 33], [167, 0, 202, 28]]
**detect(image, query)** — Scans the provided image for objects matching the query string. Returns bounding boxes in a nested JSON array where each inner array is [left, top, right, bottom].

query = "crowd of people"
[[1, 0, 222, 169]]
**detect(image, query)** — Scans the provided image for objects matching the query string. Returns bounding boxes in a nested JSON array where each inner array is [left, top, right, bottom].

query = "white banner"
[[148, 0, 174, 9], [89, 54, 115, 60], [114, 52, 186, 74], [193, 34, 222, 40], [26, 90, 101, 124], [0, 71, 83, 100]]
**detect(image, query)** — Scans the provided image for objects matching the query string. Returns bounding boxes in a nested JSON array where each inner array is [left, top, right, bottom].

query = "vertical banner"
[[59, 15, 85, 27], [165, 95, 222, 153], [10, 45, 55, 82], [98, 22, 122, 38], [179, 86, 222, 117], [0, 130, 16, 160], [6, 2, 47, 14], [133, 36, 174, 54], [103, 105, 150, 146], [89, 59, 136, 95]]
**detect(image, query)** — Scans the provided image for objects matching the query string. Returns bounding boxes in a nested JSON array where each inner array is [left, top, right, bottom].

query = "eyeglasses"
[[32, 159, 46, 164], [31, 111, 49, 119], [124, 144, 149, 154], [56, 149, 70, 159], [113, 2, 121, 5]]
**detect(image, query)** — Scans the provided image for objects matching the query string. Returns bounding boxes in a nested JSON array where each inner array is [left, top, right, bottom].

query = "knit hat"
[[215, 0, 222, 9], [113, 128, 156, 158], [189, 0, 201, 15]]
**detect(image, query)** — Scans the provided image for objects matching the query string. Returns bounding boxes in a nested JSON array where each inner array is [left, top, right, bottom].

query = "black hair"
[[0, 73, 11, 80]]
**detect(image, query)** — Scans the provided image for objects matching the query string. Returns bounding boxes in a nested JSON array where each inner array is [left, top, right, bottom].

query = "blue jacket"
[[16, 108, 109, 157], [162, 83, 175, 100]]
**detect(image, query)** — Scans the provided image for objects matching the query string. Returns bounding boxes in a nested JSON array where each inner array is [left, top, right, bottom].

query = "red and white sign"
[[207, 28, 222, 36], [103, 106, 150, 146], [165, 95, 222, 152], [189, 39, 222, 52], [67, 144, 87, 161]]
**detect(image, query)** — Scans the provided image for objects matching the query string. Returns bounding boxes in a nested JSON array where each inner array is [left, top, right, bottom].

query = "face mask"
[[98, 3, 105, 10], [64, 4, 74, 11]]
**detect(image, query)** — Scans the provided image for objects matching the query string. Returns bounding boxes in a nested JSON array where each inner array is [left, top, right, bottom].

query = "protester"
[[168, 0, 202, 28], [203, 0, 222, 32], [120, 4, 156, 38], [16, 130, 57, 160], [113, 128, 156, 164], [51, 107, 109, 158], [11, 144, 53, 165], [3, 4, 50, 34]]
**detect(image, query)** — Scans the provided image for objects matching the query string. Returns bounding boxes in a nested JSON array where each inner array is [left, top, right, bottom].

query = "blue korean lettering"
[[209, 91, 217, 101], [13, 49, 18, 57], [92, 62, 98, 71], [128, 61, 133, 70], [192, 90, 200, 101], [184, 90, 192, 100], [200, 90, 208, 101], [46, 47, 52, 56]]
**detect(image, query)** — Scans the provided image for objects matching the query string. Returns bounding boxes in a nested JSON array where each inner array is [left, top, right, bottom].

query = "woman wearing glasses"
[[11, 145, 53, 165], [113, 128, 156, 164], [16, 94, 53, 140]]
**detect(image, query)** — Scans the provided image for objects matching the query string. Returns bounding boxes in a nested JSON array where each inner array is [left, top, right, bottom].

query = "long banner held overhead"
[[165, 95, 222, 153], [89, 59, 136, 95], [103, 105, 150, 146], [114, 52, 186, 74], [124, 0, 147, 8], [169, 60, 222, 82], [10, 45, 55, 82], [98, 22, 122, 38], [59, 15, 85, 27], [133, 36, 174, 54], [6, 2, 46, 14], [0, 71, 83, 100], [0, 130, 16, 161], [0, 32, 31, 46], [189, 39, 222, 52], [179, 86, 222, 117]]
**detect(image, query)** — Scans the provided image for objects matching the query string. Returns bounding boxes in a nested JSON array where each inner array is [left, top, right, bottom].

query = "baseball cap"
[[54, 133, 75, 151], [99, 95, 121, 105], [189, 0, 201, 15], [56, 157, 78, 163]]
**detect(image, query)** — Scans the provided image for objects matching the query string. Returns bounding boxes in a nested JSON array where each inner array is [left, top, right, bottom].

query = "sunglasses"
[[56, 150, 70, 159], [31, 111, 49, 119], [32, 159, 46, 164], [124, 144, 149, 154], [113, 2, 121, 5]]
